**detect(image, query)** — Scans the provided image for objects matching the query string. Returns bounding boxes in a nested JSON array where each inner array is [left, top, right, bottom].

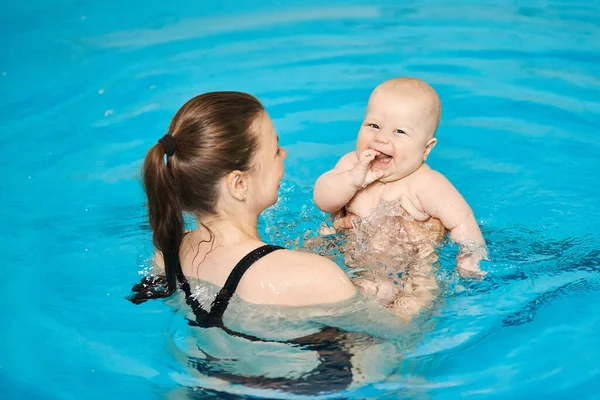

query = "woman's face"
[[247, 111, 287, 210]]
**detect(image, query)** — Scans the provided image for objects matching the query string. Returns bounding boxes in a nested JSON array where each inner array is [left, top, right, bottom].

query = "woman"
[[132, 91, 357, 306], [129, 91, 380, 395]]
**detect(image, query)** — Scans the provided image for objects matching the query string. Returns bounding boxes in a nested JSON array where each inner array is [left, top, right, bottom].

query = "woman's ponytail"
[[129, 140, 184, 303]]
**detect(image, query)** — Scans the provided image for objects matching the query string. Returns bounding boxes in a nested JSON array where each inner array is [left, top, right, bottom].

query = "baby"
[[313, 77, 487, 319]]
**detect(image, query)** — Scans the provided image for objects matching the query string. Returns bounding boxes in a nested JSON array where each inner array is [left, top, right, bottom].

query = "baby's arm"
[[416, 170, 487, 274], [313, 150, 383, 213]]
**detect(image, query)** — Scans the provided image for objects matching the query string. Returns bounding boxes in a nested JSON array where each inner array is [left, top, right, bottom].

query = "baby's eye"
[[368, 123, 380, 129], [395, 129, 406, 135]]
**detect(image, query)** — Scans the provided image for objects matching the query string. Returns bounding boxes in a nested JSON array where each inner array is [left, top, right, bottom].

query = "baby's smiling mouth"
[[373, 150, 393, 164]]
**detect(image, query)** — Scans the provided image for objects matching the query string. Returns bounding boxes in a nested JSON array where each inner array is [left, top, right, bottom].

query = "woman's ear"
[[423, 138, 437, 161], [225, 170, 248, 201]]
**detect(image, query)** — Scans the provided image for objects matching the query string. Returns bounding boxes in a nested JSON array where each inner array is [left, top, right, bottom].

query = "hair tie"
[[158, 134, 177, 157]]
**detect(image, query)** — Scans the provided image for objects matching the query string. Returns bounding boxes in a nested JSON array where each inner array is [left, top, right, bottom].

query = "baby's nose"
[[373, 133, 389, 144]]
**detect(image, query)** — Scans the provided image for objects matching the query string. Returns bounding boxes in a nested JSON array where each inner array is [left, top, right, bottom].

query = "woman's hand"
[[332, 209, 361, 230], [317, 209, 360, 236]]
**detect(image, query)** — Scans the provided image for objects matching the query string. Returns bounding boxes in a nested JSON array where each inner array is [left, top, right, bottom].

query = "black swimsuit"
[[174, 245, 283, 339], [133, 244, 356, 396]]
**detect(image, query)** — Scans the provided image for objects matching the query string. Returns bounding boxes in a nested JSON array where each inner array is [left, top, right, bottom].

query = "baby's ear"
[[423, 138, 437, 161]]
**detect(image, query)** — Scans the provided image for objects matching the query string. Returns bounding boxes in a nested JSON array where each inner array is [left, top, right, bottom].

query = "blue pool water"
[[2, 0, 600, 398]]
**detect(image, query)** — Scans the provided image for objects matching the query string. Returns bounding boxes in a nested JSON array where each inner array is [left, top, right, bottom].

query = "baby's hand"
[[348, 149, 385, 189], [457, 253, 487, 279]]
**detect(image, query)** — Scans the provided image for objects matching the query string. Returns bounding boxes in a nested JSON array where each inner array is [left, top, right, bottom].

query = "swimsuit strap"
[[206, 244, 284, 324]]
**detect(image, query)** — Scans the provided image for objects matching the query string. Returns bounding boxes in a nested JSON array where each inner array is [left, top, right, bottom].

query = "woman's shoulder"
[[269, 247, 342, 269], [237, 247, 356, 306]]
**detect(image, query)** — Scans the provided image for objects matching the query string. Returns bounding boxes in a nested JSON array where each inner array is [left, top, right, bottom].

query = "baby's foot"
[[354, 278, 379, 297], [354, 277, 399, 307], [391, 295, 421, 321], [402, 274, 439, 294], [374, 279, 400, 306]]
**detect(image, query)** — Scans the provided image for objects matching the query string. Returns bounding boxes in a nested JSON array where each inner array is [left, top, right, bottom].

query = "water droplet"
[[98, 89, 104, 94], [107, 293, 110, 296], [85, 208, 88, 212], [28, 176, 32, 180], [2, 72, 6, 76], [104, 109, 113, 117], [85, 248, 88, 252]]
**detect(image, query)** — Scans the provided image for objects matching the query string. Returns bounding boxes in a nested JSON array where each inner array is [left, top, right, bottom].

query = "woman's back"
[[173, 229, 356, 307]]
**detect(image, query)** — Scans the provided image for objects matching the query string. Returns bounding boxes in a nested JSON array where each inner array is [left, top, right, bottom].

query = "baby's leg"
[[354, 277, 400, 307], [391, 271, 439, 321]]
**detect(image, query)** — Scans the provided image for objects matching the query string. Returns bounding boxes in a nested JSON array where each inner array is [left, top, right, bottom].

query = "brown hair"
[[130, 91, 264, 302]]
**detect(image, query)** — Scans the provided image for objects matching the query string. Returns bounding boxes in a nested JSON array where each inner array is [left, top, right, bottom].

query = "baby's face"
[[356, 84, 439, 182]]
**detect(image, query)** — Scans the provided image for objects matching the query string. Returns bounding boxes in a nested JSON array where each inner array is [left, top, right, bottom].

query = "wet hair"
[[129, 91, 264, 303]]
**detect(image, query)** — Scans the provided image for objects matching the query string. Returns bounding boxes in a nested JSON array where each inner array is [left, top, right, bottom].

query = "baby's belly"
[[344, 212, 446, 275]]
